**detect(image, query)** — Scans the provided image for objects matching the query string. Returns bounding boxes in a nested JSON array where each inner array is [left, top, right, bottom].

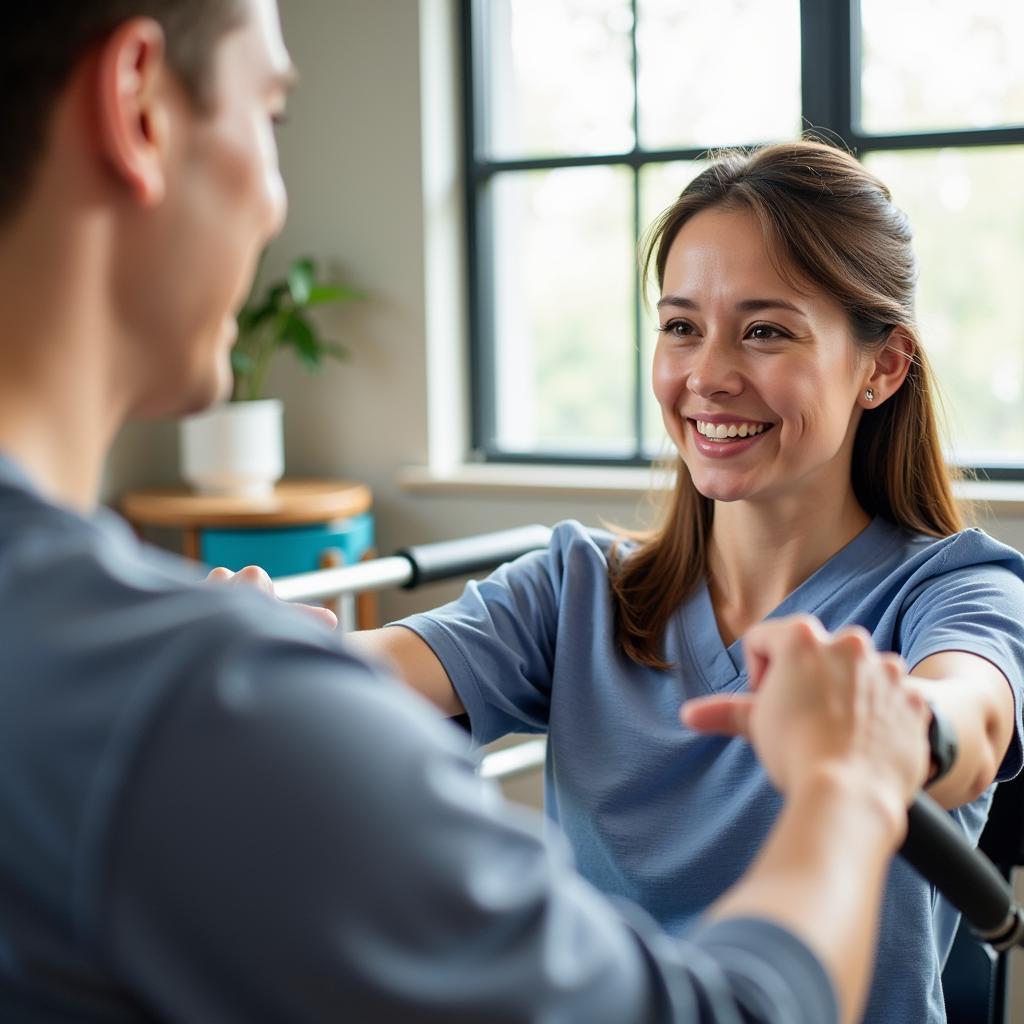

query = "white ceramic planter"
[[179, 399, 284, 498]]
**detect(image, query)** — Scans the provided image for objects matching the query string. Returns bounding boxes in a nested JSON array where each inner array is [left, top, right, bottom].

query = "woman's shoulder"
[[879, 519, 1024, 584], [547, 519, 632, 566]]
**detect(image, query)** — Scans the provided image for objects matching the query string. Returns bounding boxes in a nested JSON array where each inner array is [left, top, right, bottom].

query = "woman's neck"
[[706, 492, 871, 646]]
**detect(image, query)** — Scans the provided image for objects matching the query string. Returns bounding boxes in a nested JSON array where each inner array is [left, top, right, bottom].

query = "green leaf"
[[265, 282, 290, 310], [282, 315, 321, 370], [307, 283, 364, 306], [287, 258, 316, 305], [236, 303, 274, 336], [229, 252, 361, 398]]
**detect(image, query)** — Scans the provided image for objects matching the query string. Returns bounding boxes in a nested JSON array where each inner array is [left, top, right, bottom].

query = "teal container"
[[199, 513, 375, 579]]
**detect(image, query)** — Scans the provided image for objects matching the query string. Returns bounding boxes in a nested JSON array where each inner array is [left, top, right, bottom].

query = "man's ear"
[[95, 18, 171, 207], [860, 327, 915, 409]]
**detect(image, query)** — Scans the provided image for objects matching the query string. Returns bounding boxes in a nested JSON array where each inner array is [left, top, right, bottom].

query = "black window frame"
[[461, 0, 1024, 478]]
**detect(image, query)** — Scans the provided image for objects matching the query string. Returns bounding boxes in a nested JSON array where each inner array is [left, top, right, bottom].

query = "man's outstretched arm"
[[95, 615, 923, 1023]]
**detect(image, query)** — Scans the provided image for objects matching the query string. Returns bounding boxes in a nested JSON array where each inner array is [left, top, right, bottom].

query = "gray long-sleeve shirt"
[[0, 455, 836, 1022]]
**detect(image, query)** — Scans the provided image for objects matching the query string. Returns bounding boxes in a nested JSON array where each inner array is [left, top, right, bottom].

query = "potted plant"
[[180, 256, 362, 497]]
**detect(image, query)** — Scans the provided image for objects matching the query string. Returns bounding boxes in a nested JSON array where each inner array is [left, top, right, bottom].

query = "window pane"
[[637, 0, 801, 151], [478, 0, 635, 160], [490, 167, 635, 455], [864, 148, 1024, 465], [860, 0, 1024, 134], [638, 161, 707, 457]]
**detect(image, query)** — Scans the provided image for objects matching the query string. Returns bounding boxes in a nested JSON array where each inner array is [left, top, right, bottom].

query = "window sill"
[[397, 464, 1024, 514], [396, 462, 664, 498], [955, 479, 1024, 516]]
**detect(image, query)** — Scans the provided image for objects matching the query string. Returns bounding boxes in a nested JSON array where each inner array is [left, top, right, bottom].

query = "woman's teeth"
[[695, 420, 768, 441]]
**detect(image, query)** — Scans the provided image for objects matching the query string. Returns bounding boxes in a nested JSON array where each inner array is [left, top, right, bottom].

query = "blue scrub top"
[[400, 518, 1024, 1024]]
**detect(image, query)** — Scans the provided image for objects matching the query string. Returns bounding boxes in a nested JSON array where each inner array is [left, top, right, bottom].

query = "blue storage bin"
[[200, 513, 374, 578]]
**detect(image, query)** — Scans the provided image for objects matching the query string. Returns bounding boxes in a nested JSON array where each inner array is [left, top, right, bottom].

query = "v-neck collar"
[[678, 516, 902, 693]]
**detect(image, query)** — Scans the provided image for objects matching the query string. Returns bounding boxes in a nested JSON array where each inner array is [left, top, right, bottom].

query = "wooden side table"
[[120, 479, 376, 629]]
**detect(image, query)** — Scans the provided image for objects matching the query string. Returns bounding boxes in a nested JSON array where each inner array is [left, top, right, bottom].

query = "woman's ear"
[[94, 17, 171, 207], [860, 327, 914, 409]]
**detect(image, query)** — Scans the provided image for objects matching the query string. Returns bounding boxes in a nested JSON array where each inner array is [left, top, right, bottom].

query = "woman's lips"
[[688, 418, 775, 458]]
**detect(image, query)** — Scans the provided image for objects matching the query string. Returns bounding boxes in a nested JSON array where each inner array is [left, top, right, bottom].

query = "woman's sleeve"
[[898, 559, 1024, 781], [392, 525, 582, 745]]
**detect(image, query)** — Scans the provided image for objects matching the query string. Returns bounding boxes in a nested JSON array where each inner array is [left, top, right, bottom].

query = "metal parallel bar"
[[274, 556, 412, 604], [274, 526, 553, 604], [479, 738, 547, 781]]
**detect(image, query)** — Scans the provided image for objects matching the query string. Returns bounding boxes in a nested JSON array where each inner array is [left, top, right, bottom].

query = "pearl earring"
[[865, 387, 875, 402]]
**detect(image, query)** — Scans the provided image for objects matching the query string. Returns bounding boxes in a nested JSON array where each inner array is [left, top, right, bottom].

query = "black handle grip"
[[900, 794, 1015, 940], [396, 525, 552, 588]]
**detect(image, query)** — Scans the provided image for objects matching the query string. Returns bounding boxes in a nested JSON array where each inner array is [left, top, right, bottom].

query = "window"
[[463, 0, 1024, 473]]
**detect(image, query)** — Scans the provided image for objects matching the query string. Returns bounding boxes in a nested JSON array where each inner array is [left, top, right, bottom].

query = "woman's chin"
[[687, 471, 758, 504]]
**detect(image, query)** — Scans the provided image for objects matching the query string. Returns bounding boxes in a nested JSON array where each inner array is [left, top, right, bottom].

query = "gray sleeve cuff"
[[683, 917, 838, 1024]]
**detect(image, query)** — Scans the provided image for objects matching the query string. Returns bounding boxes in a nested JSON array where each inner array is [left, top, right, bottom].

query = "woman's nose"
[[687, 339, 744, 399]]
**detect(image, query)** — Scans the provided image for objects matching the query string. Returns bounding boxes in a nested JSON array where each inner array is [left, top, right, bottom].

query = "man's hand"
[[206, 565, 338, 631], [682, 616, 931, 827]]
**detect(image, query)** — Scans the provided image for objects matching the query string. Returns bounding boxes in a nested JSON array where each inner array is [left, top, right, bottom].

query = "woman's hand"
[[683, 616, 931, 825], [206, 565, 338, 631]]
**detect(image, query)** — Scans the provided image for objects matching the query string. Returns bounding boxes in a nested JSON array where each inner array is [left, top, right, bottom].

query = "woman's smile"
[[687, 417, 776, 459]]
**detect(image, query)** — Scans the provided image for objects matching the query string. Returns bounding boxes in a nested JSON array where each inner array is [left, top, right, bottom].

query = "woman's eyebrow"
[[735, 298, 805, 315], [656, 295, 698, 310], [656, 295, 806, 315]]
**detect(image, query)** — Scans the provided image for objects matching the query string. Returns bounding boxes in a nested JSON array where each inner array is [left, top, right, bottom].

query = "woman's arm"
[[347, 627, 465, 717], [908, 651, 1016, 808]]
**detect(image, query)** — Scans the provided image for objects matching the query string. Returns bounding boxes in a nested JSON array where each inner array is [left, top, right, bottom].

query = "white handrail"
[[274, 556, 412, 603], [479, 738, 547, 781]]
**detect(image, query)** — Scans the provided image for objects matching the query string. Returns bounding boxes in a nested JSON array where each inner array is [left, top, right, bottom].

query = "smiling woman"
[[619, 142, 959, 667]]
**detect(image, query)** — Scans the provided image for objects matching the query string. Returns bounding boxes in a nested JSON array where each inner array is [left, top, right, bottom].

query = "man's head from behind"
[[1, 1, 243, 226], [0, 0, 293, 418]]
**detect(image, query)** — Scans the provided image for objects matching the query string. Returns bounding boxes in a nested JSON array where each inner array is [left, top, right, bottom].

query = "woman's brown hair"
[[610, 139, 964, 669]]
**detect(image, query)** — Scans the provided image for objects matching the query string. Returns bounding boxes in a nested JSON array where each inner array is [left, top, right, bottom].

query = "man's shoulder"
[[0, 480, 201, 621], [0, 469, 369, 772], [0, 473, 402, 941]]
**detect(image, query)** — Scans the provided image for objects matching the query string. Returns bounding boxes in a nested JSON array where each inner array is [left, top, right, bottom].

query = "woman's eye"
[[747, 323, 787, 341], [660, 319, 696, 338]]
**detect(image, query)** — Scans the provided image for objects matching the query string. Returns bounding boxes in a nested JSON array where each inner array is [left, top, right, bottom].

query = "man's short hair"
[[0, 1, 245, 225]]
